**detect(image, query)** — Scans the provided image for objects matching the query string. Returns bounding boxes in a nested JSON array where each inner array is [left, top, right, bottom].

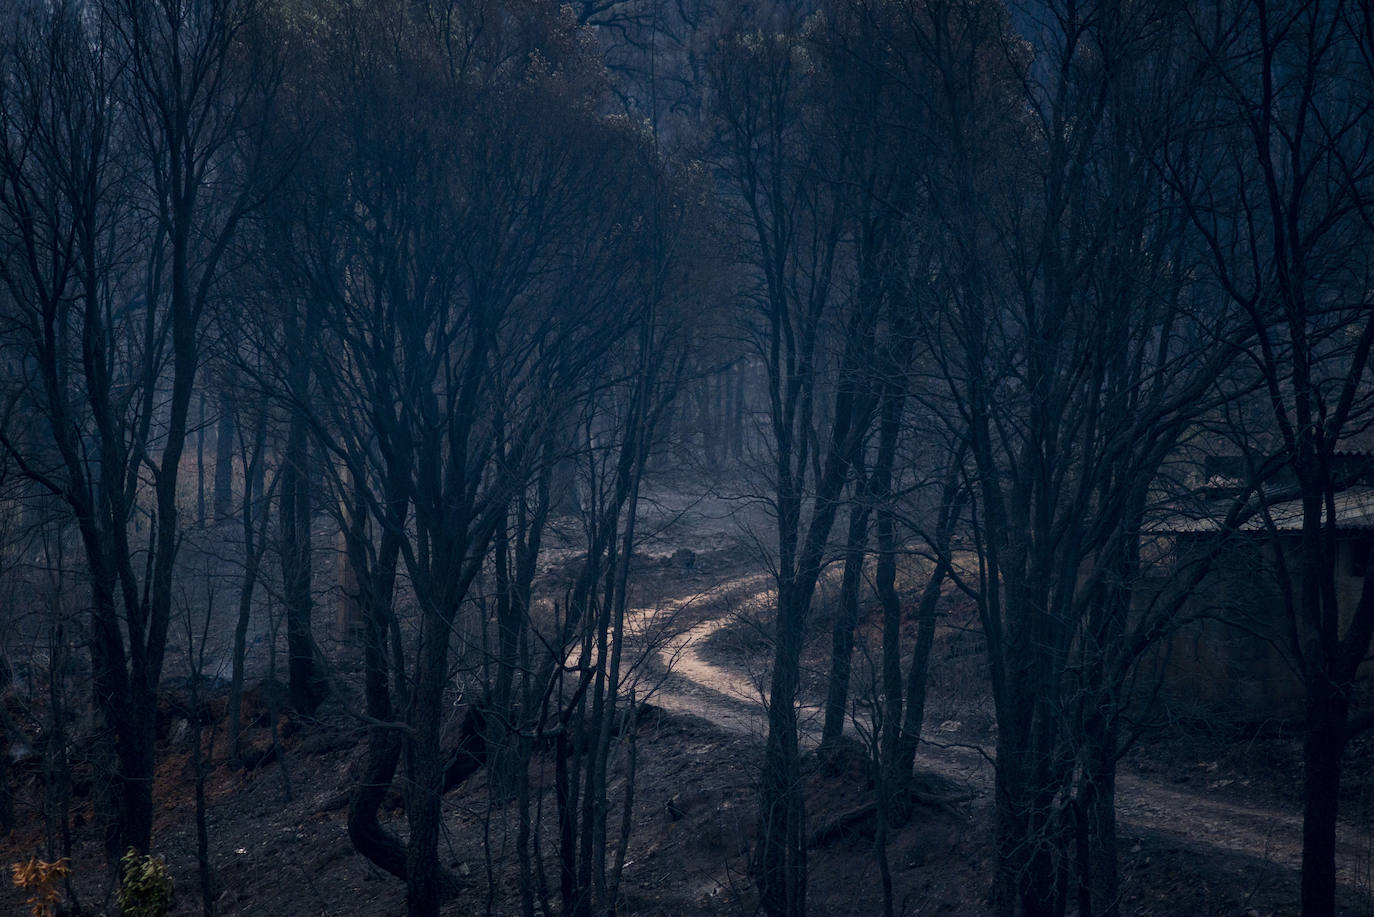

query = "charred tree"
[[1168, 3, 1374, 911], [0, 0, 277, 858]]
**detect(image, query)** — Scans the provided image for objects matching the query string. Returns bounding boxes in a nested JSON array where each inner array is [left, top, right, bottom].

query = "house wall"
[[1144, 533, 1374, 722]]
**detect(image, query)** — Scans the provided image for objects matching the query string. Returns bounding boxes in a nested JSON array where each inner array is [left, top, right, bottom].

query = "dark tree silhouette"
[[1165, 2, 1374, 911], [0, 0, 277, 861]]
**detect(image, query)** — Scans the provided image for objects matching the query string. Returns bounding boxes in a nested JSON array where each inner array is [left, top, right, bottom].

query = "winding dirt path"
[[626, 566, 1374, 893]]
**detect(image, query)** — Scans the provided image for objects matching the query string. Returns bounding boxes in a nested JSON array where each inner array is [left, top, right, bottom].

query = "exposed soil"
[[692, 568, 1374, 915], [3, 489, 1374, 915]]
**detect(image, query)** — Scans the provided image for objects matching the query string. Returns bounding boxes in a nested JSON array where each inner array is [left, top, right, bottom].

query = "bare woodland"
[[1, 0, 1373, 916]]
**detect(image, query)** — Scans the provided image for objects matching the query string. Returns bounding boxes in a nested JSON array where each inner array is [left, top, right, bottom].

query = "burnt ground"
[[696, 572, 1374, 916], [3, 500, 1374, 915]]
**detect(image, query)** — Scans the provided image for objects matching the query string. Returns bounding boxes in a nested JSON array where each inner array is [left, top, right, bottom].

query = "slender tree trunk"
[[821, 478, 870, 752], [757, 579, 809, 917], [280, 400, 319, 715], [228, 560, 254, 769], [516, 730, 537, 917], [490, 455, 551, 802], [489, 507, 519, 804], [214, 391, 235, 520], [1074, 712, 1118, 917], [229, 415, 269, 769], [120, 684, 157, 859], [591, 421, 648, 912], [874, 750, 894, 917], [557, 728, 579, 914], [85, 555, 151, 861], [0, 723, 11, 839], [757, 343, 873, 917], [993, 685, 1069, 917], [405, 613, 450, 917], [347, 528, 408, 882], [189, 662, 216, 917], [868, 391, 903, 775], [608, 695, 638, 910], [730, 365, 746, 460], [1300, 679, 1347, 917], [893, 455, 962, 782], [197, 393, 207, 526], [894, 557, 947, 783], [44, 624, 73, 863], [281, 293, 323, 715], [877, 504, 902, 771]]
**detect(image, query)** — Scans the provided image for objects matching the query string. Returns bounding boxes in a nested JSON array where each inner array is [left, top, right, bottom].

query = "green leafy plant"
[[116, 847, 174, 917]]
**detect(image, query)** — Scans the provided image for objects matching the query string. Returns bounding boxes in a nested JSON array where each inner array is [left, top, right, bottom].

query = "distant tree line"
[[1, 1, 1372, 917]]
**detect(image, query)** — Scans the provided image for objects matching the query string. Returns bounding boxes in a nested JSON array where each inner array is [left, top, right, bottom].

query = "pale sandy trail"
[[627, 567, 1374, 892], [623, 571, 773, 739]]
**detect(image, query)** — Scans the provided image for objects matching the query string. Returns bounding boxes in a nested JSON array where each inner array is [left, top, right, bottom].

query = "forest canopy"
[[1, 1, 1373, 916]]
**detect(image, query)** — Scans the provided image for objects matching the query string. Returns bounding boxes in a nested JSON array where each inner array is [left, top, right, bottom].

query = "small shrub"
[[10, 856, 69, 917], [117, 847, 174, 917]]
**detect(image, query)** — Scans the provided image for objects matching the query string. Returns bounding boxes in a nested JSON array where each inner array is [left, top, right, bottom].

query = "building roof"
[[1156, 485, 1374, 533]]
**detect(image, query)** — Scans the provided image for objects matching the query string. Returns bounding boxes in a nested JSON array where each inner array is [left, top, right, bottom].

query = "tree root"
[[807, 781, 975, 848]]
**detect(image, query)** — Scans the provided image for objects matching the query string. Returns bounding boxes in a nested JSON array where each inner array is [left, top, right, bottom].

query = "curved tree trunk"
[[345, 519, 410, 885]]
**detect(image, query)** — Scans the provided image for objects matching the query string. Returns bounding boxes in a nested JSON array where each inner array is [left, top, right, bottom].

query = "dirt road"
[[625, 566, 1374, 894]]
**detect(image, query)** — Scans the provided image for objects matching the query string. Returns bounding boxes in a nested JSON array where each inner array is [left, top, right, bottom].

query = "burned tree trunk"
[[821, 468, 871, 753], [280, 301, 324, 716]]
